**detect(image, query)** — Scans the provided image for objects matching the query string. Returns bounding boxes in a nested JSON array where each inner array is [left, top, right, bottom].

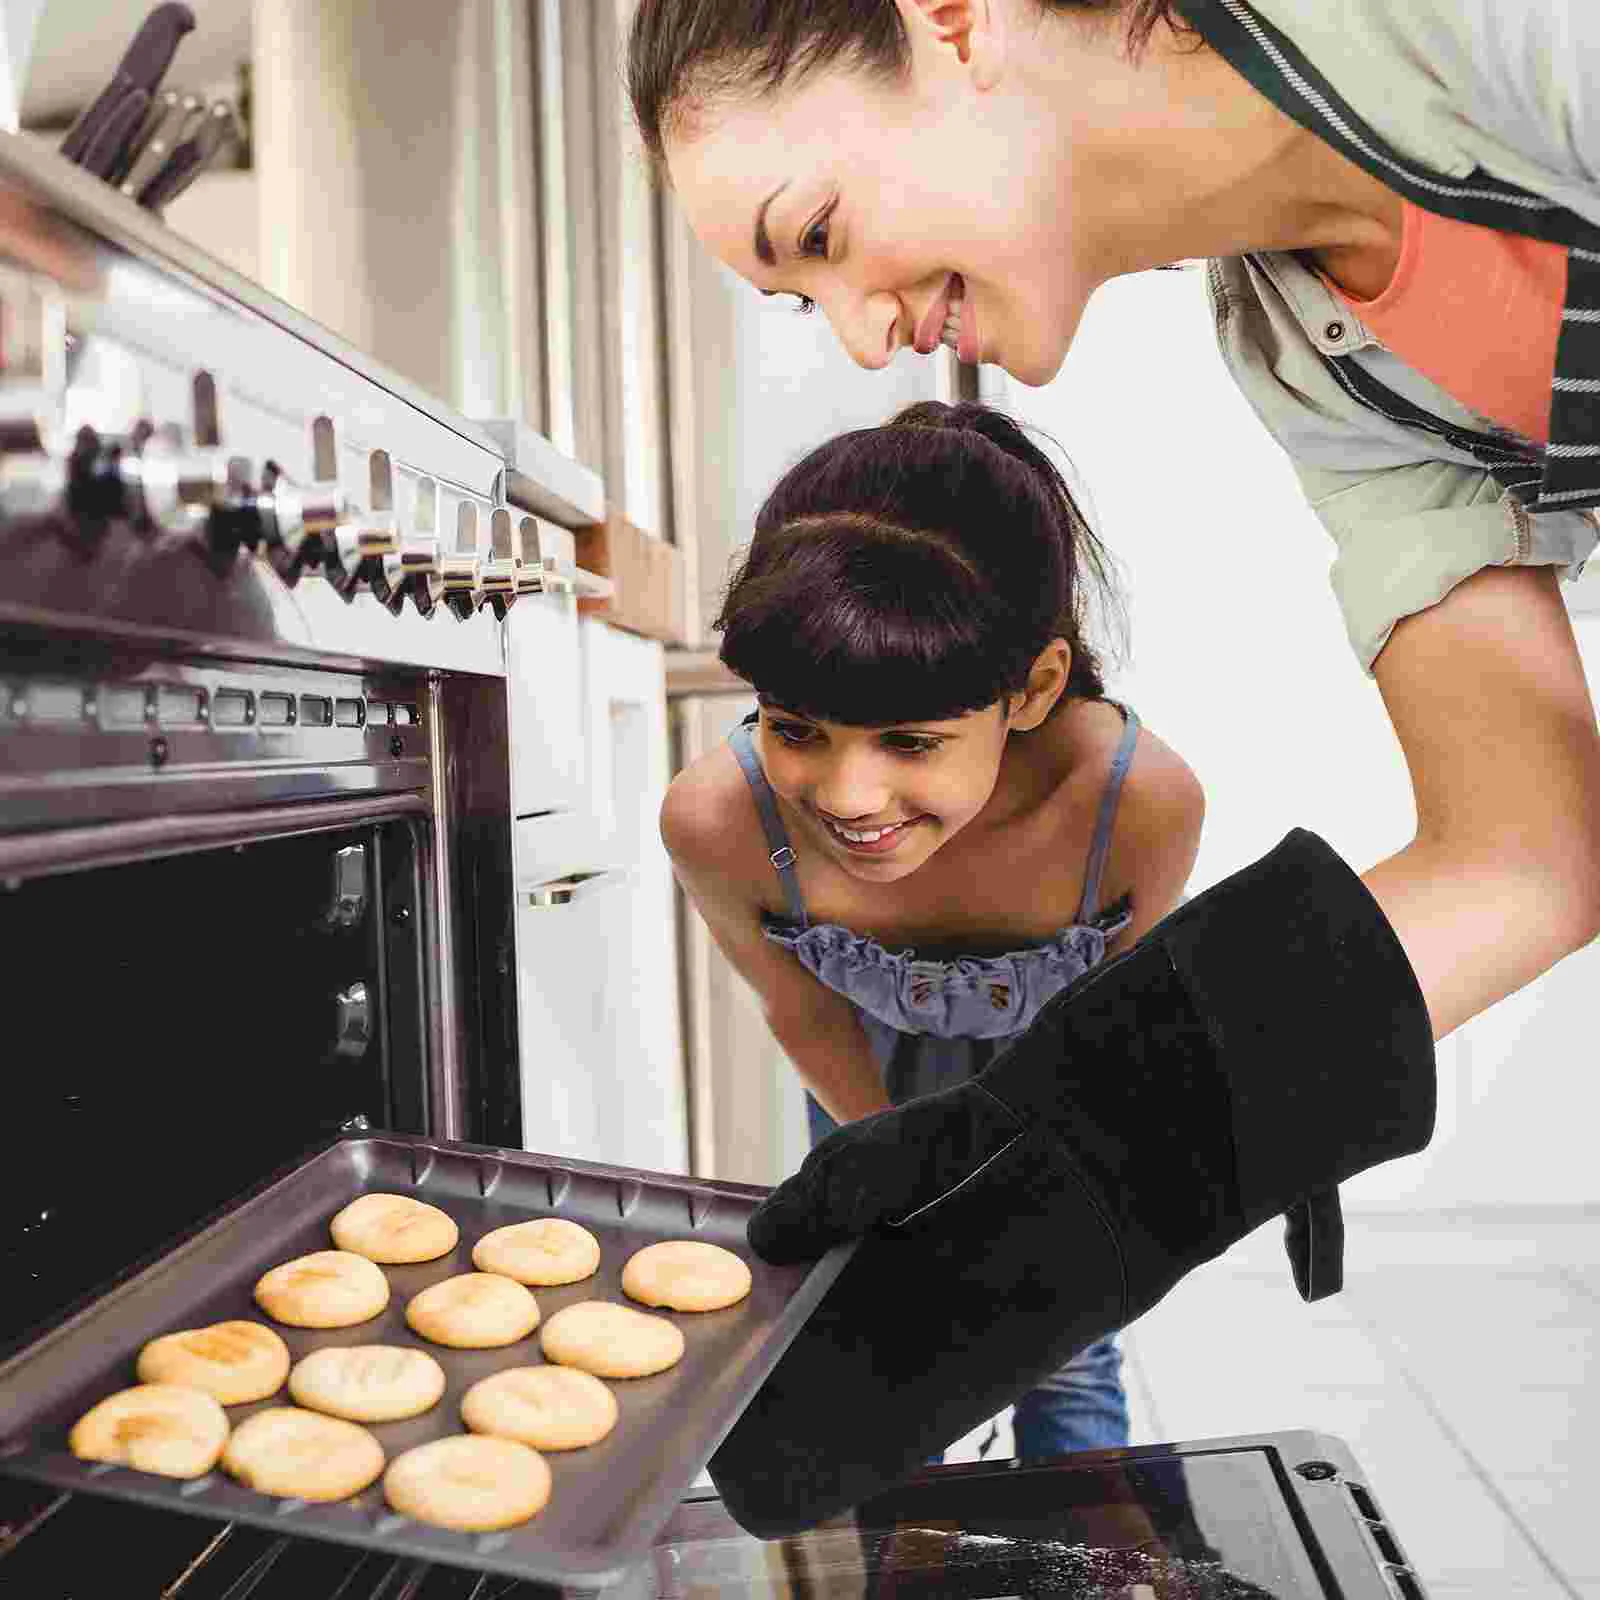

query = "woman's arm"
[[1367, 563, 1600, 1039], [661, 759, 894, 1125]]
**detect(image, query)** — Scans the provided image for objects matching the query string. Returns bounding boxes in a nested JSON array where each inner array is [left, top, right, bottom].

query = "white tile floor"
[[943, 1209, 1600, 1598]]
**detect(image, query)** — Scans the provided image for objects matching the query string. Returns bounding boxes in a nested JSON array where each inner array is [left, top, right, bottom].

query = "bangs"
[[716, 518, 1035, 726]]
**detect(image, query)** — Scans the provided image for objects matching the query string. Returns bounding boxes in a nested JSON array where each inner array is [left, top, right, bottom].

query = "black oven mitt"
[[707, 828, 1435, 1537]]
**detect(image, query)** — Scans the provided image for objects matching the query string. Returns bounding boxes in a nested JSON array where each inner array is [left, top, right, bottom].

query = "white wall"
[[999, 266, 1600, 1211]]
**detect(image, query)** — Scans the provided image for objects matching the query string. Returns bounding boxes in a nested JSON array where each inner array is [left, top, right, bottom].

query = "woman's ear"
[[1009, 639, 1072, 732], [894, 0, 1009, 92]]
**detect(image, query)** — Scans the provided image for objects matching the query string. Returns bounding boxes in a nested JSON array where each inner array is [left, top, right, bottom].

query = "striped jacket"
[[1180, 0, 1600, 671]]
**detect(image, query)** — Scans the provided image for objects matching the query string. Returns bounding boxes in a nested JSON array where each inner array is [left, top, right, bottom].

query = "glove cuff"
[[1160, 827, 1436, 1233]]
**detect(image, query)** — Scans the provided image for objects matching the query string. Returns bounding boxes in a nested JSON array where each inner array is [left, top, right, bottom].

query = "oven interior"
[[1, 818, 430, 1360]]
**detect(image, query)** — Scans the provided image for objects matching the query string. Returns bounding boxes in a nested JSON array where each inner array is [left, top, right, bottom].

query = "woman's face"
[[665, 2, 1106, 386], [757, 701, 1016, 883]]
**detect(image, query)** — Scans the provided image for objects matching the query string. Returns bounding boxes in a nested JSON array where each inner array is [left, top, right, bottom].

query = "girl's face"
[[758, 702, 1016, 883], [755, 638, 1068, 883], [666, 1, 1107, 386]]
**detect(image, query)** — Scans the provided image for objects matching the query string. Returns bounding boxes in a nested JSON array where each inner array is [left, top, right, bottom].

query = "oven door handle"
[[523, 867, 632, 908]]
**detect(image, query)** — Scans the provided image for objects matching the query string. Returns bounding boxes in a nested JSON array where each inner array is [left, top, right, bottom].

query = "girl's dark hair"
[[714, 401, 1126, 727], [628, 1, 1193, 161]]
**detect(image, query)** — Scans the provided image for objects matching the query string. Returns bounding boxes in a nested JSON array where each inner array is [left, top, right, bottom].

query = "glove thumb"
[[747, 1084, 1023, 1263]]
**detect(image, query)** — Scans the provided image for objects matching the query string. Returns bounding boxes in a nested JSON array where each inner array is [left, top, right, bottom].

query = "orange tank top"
[[1322, 199, 1568, 447]]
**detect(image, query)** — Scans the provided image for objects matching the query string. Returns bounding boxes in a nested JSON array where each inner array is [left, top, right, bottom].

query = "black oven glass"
[[655, 1452, 1331, 1598], [0, 820, 428, 1358]]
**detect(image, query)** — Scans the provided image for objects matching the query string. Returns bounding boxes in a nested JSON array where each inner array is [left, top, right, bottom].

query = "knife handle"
[[120, 93, 203, 198]]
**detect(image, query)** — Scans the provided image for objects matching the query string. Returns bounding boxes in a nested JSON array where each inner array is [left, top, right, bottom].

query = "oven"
[[0, 127, 531, 1594]]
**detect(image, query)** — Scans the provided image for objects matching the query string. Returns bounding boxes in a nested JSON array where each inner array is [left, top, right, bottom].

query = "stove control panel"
[[0, 166, 597, 678]]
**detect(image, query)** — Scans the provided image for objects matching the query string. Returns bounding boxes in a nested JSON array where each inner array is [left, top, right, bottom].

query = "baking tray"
[[0, 1130, 854, 1588]]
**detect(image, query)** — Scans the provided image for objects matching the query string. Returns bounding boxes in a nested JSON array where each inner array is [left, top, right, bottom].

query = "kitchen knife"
[[59, 4, 196, 174], [108, 87, 177, 187], [138, 102, 238, 211], [120, 92, 203, 199], [69, 87, 150, 183]]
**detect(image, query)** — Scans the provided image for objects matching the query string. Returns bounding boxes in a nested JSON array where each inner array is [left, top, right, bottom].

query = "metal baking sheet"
[[0, 1131, 854, 1588]]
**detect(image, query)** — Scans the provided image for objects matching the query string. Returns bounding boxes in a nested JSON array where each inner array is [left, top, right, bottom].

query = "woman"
[[626, 0, 1600, 1533], [662, 400, 1203, 1461]]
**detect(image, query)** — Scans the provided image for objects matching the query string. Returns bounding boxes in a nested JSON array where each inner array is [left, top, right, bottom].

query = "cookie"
[[220, 1407, 385, 1502], [287, 1345, 446, 1423], [135, 1321, 290, 1406], [330, 1193, 459, 1264], [69, 1384, 229, 1480], [471, 1218, 601, 1286], [384, 1435, 551, 1532], [404, 1272, 540, 1349], [621, 1240, 753, 1313], [461, 1365, 619, 1451], [254, 1250, 390, 1329], [539, 1300, 685, 1379]]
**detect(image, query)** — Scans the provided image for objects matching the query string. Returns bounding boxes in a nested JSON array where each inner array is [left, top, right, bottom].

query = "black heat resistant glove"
[[708, 829, 1435, 1537]]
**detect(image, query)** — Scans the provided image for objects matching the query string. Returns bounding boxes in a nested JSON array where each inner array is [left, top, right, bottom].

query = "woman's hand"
[[1368, 563, 1600, 1039]]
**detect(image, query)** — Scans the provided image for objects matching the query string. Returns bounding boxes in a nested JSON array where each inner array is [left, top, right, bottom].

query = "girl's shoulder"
[[659, 734, 776, 907]]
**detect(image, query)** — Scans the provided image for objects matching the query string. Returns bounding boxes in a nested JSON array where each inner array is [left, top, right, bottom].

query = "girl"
[[661, 399, 1204, 1461]]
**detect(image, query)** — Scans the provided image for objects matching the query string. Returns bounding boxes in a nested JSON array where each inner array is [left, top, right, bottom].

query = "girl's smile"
[[817, 811, 932, 855]]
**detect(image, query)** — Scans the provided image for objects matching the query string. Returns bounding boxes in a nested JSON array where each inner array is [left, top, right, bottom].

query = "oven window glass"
[[654, 1452, 1332, 1598], [0, 821, 427, 1356]]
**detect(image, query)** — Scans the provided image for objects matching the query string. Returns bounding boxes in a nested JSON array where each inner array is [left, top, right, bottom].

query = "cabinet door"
[[515, 622, 688, 1174], [505, 589, 586, 817]]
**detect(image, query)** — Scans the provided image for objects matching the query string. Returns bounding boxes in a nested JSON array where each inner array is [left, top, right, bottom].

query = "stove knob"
[[478, 507, 519, 620], [0, 446, 67, 518], [1, 425, 149, 540], [335, 449, 403, 601], [124, 430, 247, 537], [324, 506, 398, 600], [441, 550, 483, 620], [441, 500, 488, 620], [375, 535, 442, 617]]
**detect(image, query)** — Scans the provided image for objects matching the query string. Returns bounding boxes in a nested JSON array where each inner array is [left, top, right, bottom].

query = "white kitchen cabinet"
[[505, 584, 586, 819], [515, 618, 688, 1176]]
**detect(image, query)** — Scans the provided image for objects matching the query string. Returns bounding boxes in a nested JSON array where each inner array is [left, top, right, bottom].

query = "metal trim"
[[423, 672, 462, 1139], [0, 790, 427, 881]]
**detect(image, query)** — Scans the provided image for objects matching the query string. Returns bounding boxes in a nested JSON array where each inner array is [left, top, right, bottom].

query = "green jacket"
[[1180, 0, 1600, 671]]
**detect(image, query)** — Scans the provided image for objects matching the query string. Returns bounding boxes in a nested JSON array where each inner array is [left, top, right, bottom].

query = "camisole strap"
[[728, 714, 809, 927], [1076, 702, 1142, 925]]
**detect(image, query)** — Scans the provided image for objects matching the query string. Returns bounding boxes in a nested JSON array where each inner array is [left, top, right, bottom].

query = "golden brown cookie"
[[69, 1384, 229, 1480], [220, 1407, 385, 1502], [287, 1345, 446, 1423], [384, 1435, 551, 1531], [404, 1272, 540, 1349], [461, 1365, 619, 1451], [254, 1251, 390, 1329], [621, 1240, 753, 1313], [135, 1321, 290, 1406], [330, 1193, 459, 1264], [539, 1300, 685, 1379], [471, 1218, 601, 1286]]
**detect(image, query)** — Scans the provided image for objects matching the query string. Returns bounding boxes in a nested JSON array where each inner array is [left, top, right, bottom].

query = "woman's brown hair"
[[714, 401, 1126, 727], [628, 0, 1192, 161]]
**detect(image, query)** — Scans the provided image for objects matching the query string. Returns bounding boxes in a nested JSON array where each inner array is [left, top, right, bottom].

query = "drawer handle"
[[525, 868, 631, 908]]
